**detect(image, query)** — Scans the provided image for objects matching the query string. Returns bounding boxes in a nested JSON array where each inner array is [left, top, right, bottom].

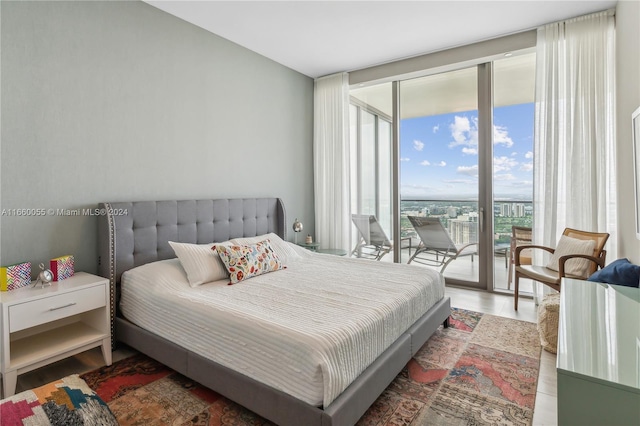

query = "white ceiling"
[[145, 0, 617, 79]]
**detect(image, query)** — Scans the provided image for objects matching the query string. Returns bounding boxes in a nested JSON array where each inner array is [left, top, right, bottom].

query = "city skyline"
[[399, 199, 533, 245]]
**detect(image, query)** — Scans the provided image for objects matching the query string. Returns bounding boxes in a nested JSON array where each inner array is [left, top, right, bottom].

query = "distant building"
[[449, 214, 477, 244], [514, 203, 526, 217], [431, 206, 446, 215], [447, 206, 457, 218], [501, 203, 511, 217]]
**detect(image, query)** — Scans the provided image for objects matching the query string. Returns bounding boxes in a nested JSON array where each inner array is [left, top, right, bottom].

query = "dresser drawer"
[[9, 284, 106, 333]]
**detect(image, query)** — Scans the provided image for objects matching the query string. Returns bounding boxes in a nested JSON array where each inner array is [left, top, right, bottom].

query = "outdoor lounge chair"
[[406, 216, 478, 273], [351, 214, 393, 260]]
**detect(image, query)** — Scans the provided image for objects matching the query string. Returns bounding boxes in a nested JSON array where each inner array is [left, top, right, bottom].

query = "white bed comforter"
[[120, 241, 444, 407]]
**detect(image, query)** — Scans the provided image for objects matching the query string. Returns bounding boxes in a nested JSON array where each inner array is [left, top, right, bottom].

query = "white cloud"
[[433, 124, 440, 133], [413, 140, 424, 151], [448, 116, 478, 148], [442, 178, 475, 185], [462, 147, 477, 155], [447, 116, 516, 153], [457, 165, 478, 177], [400, 157, 410, 162], [511, 152, 518, 156], [525, 151, 534, 159], [493, 180, 534, 194], [520, 162, 533, 172], [494, 173, 516, 181], [401, 183, 447, 196], [493, 125, 514, 148], [494, 156, 518, 172], [418, 160, 445, 167]]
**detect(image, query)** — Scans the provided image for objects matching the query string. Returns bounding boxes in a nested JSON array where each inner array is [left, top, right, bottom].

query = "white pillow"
[[546, 235, 596, 277], [231, 233, 303, 263], [168, 241, 229, 287]]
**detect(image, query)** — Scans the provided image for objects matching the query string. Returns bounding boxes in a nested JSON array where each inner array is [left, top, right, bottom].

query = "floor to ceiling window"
[[399, 66, 481, 287], [349, 50, 535, 292], [492, 52, 535, 292], [349, 83, 394, 243]]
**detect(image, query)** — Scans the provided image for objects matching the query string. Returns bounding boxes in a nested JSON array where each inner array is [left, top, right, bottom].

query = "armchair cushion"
[[546, 235, 596, 277], [515, 265, 586, 285], [516, 265, 561, 285], [587, 258, 640, 288]]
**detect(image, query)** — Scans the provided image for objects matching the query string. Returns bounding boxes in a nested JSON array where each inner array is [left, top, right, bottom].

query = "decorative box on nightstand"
[[0, 272, 112, 397]]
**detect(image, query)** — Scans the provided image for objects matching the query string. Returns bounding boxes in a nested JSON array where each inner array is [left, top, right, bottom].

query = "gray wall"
[[0, 1, 314, 275], [616, 0, 640, 264]]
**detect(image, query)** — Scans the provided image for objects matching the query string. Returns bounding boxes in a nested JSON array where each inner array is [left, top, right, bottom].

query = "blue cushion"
[[587, 258, 640, 288]]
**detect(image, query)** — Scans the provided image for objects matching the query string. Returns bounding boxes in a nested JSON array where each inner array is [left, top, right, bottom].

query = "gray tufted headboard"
[[97, 198, 286, 342]]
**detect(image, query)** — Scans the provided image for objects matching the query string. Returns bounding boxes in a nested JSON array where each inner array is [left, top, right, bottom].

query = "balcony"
[[387, 199, 536, 293], [388, 245, 535, 294]]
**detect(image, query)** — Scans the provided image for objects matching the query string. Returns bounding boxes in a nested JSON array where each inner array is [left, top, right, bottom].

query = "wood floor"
[[7, 286, 557, 426]]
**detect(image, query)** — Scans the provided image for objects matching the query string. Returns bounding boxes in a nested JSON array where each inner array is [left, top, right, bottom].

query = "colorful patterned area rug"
[[0, 374, 118, 426], [80, 308, 541, 426]]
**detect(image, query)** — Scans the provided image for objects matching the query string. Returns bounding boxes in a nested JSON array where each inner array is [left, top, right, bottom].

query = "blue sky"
[[400, 103, 534, 200]]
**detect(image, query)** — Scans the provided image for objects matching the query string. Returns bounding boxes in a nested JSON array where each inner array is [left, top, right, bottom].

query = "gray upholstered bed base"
[[97, 198, 451, 426]]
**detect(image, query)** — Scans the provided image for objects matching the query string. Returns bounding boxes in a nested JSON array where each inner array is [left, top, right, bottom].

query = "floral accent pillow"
[[213, 239, 285, 284]]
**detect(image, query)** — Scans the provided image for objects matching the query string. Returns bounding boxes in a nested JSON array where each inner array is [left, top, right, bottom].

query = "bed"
[[97, 198, 451, 426]]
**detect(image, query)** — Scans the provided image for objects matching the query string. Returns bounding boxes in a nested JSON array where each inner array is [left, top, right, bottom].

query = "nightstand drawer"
[[9, 284, 106, 333]]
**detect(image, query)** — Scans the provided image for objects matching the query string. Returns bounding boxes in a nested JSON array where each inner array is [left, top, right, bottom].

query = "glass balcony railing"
[[397, 199, 534, 292], [400, 199, 532, 246]]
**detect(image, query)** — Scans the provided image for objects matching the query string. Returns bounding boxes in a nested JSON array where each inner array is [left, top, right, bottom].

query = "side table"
[[0, 272, 112, 397], [297, 242, 320, 252]]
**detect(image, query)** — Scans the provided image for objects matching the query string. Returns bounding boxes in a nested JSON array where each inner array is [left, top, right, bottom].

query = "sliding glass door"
[[349, 51, 535, 291], [399, 67, 482, 287]]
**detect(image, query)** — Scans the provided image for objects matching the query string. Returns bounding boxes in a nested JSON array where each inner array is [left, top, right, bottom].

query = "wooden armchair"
[[513, 228, 610, 310], [507, 226, 532, 290]]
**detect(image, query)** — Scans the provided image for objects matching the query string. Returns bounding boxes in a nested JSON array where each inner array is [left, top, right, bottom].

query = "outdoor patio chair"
[[513, 227, 609, 310], [351, 214, 393, 260], [406, 216, 478, 273]]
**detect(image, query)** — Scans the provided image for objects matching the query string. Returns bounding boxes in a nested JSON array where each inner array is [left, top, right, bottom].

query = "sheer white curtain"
[[533, 10, 617, 301], [313, 72, 351, 251]]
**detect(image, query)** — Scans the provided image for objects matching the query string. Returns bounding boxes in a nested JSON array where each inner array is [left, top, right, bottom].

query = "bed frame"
[[97, 198, 450, 426]]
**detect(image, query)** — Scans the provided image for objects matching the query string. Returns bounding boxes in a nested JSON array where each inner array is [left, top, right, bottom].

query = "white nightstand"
[[0, 272, 112, 397]]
